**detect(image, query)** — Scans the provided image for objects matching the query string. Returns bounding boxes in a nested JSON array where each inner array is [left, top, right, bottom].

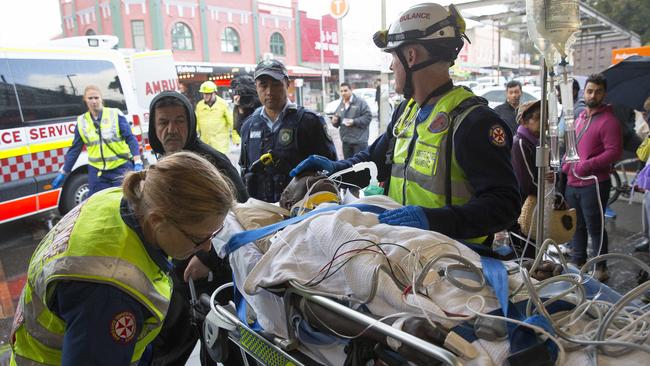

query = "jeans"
[[342, 142, 368, 159], [87, 161, 134, 196], [565, 180, 611, 268]]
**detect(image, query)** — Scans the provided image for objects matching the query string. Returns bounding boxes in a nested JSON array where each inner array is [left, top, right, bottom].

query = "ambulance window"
[[0, 59, 21, 127], [7, 58, 127, 123]]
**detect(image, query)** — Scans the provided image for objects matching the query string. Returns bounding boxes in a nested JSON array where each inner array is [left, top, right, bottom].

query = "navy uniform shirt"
[[50, 199, 170, 366], [336, 99, 521, 240], [239, 102, 337, 202]]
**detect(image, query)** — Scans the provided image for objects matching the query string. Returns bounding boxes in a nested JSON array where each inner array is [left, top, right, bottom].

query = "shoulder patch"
[[428, 112, 450, 133], [110, 311, 137, 344], [488, 125, 507, 147]]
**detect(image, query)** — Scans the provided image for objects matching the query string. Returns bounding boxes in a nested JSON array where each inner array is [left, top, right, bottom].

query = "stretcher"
[[202, 283, 461, 366], [197, 194, 650, 366]]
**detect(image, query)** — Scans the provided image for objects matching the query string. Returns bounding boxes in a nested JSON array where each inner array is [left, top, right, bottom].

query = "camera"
[[231, 75, 259, 109]]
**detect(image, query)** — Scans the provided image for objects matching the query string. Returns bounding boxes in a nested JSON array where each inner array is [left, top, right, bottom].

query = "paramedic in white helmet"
[[290, 3, 520, 246]]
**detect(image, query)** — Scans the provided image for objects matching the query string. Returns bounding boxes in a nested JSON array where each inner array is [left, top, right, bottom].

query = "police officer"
[[240, 59, 337, 203], [52, 85, 142, 196], [291, 3, 520, 244], [10, 152, 234, 366], [195, 81, 239, 153]]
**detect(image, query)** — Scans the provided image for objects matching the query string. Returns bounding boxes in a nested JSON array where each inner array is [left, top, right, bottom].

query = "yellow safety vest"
[[77, 107, 133, 171], [195, 97, 239, 153], [10, 188, 171, 366], [388, 87, 487, 244]]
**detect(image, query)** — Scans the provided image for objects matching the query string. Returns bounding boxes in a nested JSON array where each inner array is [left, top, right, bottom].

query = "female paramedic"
[[9, 151, 235, 366]]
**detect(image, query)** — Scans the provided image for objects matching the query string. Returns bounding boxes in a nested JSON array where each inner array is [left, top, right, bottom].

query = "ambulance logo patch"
[[110, 311, 136, 344], [488, 125, 507, 147], [278, 128, 293, 146], [428, 112, 450, 133]]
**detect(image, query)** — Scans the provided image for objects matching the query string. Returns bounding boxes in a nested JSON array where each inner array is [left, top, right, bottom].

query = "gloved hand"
[[52, 173, 66, 189], [290, 155, 336, 177], [378, 205, 429, 230], [134, 162, 144, 172]]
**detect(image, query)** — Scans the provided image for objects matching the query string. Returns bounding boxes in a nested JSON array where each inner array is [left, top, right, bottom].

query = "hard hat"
[[199, 81, 217, 94], [373, 3, 467, 52]]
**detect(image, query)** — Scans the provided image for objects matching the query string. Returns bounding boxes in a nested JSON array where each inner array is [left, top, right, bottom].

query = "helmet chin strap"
[[396, 48, 448, 101]]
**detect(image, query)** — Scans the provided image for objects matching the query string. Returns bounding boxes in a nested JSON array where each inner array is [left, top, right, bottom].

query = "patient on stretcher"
[[210, 172, 649, 366]]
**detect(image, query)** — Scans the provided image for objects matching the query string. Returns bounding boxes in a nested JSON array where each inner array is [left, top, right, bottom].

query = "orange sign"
[[611, 46, 650, 65], [330, 0, 349, 19]]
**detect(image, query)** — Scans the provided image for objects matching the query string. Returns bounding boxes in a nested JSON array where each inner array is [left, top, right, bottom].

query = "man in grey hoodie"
[[147, 91, 248, 366]]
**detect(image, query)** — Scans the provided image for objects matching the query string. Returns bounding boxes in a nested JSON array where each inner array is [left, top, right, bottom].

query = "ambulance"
[[0, 36, 178, 224]]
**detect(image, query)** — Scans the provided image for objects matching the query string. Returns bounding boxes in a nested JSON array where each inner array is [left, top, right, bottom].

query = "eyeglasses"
[[174, 222, 224, 248]]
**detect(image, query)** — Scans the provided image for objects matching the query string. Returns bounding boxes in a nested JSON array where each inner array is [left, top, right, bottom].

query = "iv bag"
[[526, 0, 581, 60]]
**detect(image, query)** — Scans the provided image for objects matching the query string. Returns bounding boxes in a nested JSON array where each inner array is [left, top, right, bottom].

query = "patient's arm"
[[294, 297, 445, 365]]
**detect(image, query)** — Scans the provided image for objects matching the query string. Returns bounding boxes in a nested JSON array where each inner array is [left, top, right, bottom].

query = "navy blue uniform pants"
[[565, 180, 611, 268], [88, 161, 134, 196]]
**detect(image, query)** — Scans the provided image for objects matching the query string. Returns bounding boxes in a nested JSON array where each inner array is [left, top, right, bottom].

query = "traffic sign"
[[329, 0, 349, 19]]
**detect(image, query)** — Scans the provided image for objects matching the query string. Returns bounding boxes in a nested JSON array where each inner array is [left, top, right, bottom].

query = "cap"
[[254, 59, 289, 81], [516, 100, 541, 124]]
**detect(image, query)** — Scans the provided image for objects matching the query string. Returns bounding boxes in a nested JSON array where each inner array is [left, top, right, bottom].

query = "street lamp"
[[66, 73, 77, 95]]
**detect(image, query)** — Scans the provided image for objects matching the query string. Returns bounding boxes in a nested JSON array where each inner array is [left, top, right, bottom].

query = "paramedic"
[[239, 59, 337, 203], [147, 91, 248, 365], [10, 152, 234, 366], [52, 85, 142, 195], [195, 81, 239, 153], [290, 3, 520, 244]]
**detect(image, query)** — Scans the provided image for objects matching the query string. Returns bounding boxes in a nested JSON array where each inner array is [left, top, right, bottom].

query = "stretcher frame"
[[204, 283, 463, 366]]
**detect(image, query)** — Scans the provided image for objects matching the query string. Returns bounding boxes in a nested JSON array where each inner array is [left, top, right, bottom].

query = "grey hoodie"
[[148, 91, 248, 203]]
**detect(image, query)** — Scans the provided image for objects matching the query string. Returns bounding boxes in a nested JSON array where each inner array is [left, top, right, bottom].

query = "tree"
[[586, 0, 650, 44]]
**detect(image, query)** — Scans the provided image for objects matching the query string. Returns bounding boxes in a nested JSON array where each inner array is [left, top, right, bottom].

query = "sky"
[[0, 1, 504, 49], [0, 0, 63, 45]]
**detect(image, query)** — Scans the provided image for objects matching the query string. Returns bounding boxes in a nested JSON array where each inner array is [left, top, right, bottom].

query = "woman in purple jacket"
[[561, 74, 623, 281]]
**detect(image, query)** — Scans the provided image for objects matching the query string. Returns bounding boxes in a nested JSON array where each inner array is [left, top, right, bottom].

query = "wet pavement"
[[1, 121, 649, 363]]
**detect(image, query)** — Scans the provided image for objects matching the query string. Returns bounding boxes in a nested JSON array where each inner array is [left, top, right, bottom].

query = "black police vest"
[[242, 107, 307, 202]]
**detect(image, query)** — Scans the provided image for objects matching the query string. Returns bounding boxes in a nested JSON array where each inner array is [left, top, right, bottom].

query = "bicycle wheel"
[[608, 170, 622, 206]]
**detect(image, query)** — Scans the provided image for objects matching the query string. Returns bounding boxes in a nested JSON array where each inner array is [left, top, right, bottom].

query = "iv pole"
[[535, 59, 549, 251]]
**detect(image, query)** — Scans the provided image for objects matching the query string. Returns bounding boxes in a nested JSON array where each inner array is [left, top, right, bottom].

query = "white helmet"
[[373, 3, 467, 52]]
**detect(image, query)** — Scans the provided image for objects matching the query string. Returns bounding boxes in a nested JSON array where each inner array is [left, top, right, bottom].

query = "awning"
[[287, 65, 330, 78]]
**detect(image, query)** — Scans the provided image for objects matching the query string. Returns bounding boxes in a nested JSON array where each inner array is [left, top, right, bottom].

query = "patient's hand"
[[184, 255, 211, 282], [523, 260, 563, 281]]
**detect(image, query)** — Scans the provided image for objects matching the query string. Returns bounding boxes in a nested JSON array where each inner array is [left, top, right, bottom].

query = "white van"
[[0, 36, 178, 223]]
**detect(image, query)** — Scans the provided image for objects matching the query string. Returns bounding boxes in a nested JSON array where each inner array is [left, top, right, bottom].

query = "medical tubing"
[[414, 254, 485, 294], [521, 267, 650, 356], [465, 294, 567, 366], [328, 161, 380, 188], [570, 160, 605, 261], [298, 290, 462, 366]]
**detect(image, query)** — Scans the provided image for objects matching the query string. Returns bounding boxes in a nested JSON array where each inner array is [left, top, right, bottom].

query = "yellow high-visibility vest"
[[10, 188, 171, 365]]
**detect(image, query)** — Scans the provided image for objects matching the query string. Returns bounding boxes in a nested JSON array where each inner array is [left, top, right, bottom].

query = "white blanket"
[[217, 196, 648, 366]]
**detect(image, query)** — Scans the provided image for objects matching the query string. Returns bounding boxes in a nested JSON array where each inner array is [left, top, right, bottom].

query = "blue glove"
[[290, 155, 335, 177], [52, 173, 66, 189], [134, 162, 144, 172], [378, 205, 429, 230]]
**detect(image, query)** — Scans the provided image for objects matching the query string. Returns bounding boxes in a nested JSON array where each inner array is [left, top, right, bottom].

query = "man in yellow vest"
[[10, 152, 234, 366], [51, 85, 142, 196], [195, 81, 239, 153], [290, 3, 520, 245]]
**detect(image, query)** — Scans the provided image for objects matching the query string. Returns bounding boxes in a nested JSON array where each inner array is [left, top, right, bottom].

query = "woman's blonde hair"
[[122, 151, 235, 232]]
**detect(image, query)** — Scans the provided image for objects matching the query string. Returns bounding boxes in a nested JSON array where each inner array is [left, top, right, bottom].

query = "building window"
[[221, 27, 240, 53], [85, 29, 96, 36], [270, 32, 285, 56], [171, 22, 194, 50], [131, 20, 146, 50]]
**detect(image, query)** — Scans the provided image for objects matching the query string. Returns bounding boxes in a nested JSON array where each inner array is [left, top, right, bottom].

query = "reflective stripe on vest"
[[10, 188, 171, 365], [388, 87, 486, 244], [77, 107, 132, 170]]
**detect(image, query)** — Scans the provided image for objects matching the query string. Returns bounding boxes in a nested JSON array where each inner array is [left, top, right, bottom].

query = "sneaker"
[[594, 268, 610, 282], [604, 207, 617, 219]]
